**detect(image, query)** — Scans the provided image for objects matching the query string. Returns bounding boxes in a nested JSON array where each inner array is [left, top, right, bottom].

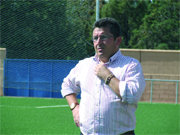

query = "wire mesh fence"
[[1, 0, 95, 60]]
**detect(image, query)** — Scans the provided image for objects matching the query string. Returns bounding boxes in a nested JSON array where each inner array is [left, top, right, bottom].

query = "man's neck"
[[99, 56, 109, 63]]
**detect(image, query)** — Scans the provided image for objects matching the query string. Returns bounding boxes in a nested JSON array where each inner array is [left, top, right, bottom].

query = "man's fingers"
[[75, 121, 80, 127], [72, 106, 80, 127], [74, 117, 80, 127], [100, 61, 105, 64]]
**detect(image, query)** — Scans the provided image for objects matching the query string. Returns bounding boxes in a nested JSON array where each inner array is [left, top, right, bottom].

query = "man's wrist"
[[105, 73, 115, 85], [70, 102, 79, 111]]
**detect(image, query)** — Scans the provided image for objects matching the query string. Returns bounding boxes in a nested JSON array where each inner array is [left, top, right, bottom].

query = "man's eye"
[[94, 37, 98, 40], [92, 35, 111, 42], [100, 35, 107, 39]]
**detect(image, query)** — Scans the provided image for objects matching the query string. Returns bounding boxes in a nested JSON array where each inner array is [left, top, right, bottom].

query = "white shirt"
[[61, 50, 146, 135]]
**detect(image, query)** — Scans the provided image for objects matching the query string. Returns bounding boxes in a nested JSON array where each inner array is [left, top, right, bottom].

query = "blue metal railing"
[[145, 79, 180, 104]]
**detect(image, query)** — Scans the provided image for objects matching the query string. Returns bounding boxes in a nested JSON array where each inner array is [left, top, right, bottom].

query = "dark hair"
[[93, 17, 121, 39]]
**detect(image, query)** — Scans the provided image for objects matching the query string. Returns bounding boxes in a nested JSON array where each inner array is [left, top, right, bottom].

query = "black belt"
[[121, 130, 135, 135], [80, 130, 135, 135]]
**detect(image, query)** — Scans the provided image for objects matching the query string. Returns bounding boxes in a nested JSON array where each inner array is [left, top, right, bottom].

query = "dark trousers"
[[80, 130, 135, 135], [121, 130, 135, 135]]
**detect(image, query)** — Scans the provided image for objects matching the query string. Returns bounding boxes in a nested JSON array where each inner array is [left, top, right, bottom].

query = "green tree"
[[101, 0, 149, 48], [129, 0, 179, 49]]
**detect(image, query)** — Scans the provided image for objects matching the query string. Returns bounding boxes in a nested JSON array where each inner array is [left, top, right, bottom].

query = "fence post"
[[150, 80, 153, 103], [50, 61, 53, 98], [28, 60, 30, 96], [96, 0, 99, 21], [176, 81, 179, 104], [0, 48, 6, 96]]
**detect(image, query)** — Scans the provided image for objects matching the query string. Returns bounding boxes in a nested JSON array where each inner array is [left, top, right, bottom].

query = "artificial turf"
[[135, 102, 180, 135], [0, 96, 179, 135]]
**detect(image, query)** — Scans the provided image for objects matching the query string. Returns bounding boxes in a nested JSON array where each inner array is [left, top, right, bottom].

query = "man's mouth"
[[97, 48, 103, 52], [97, 46, 104, 51], [97, 47, 102, 50]]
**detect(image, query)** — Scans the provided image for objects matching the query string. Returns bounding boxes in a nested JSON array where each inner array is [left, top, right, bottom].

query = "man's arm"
[[61, 62, 81, 127], [65, 93, 79, 107], [95, 61, 145, 104], [95, 62, 121, 98], [65, 93, 80, 127], [107, 76, 121, 98]]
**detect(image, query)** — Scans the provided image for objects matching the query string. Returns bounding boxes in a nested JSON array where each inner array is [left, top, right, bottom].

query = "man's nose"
[[96, 37, 103, 44]]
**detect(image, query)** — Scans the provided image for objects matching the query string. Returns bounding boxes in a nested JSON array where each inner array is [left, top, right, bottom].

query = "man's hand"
[[72, 105, 80, 127], [95, 61, 111, 81]]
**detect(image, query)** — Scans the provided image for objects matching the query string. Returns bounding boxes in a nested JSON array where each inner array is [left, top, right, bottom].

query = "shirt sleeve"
[[61, 63, 81, 97], [119, 59, 146, 104]]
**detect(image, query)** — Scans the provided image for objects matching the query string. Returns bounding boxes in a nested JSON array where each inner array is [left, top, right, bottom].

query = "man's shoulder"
[[76, 56, 95, 66], [79, 56, 94, 63], [119, 54, 140, 65]]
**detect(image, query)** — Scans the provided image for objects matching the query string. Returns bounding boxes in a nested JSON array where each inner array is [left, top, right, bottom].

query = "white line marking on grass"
[[0, 104, 33, 109], [36, 105, 69, 109]]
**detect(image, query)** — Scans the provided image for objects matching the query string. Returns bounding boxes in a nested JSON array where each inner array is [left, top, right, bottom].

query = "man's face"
[[92, 27, 120, 62]]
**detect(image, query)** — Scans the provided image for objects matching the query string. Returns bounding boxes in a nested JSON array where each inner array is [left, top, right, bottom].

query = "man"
[[61, 17, 146, 135]]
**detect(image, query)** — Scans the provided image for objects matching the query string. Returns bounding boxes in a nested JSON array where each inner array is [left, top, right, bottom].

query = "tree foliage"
[[1, 0, 95, 59], [101, 0, 179, 50], [101, 0, 149, 48], [130, 0, 179, 49], [0, 0, 179, 60]]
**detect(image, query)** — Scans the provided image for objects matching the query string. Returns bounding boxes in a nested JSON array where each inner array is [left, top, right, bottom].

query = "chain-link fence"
[[1, 0, 96, 60], [1, 0, 98, 98]]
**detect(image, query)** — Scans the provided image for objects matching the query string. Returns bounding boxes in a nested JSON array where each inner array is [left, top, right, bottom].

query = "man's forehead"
[[93, 27, 111, 35]]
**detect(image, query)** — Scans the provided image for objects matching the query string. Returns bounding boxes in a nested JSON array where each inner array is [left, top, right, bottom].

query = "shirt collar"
[[93, 50, 122, 64]]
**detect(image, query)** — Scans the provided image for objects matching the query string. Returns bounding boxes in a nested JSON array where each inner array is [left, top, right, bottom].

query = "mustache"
[[97, 44, 104, 49]]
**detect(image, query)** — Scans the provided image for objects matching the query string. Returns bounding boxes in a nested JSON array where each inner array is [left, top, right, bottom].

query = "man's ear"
[[115, 36, 122, 46]]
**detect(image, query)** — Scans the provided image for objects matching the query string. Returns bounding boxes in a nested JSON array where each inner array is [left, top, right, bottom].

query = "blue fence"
[[4, 59, 179, 103], [3, 59, 78, 98]]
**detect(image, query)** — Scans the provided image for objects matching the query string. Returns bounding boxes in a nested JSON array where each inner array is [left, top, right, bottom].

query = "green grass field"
[[0, 96, 179, 135]]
